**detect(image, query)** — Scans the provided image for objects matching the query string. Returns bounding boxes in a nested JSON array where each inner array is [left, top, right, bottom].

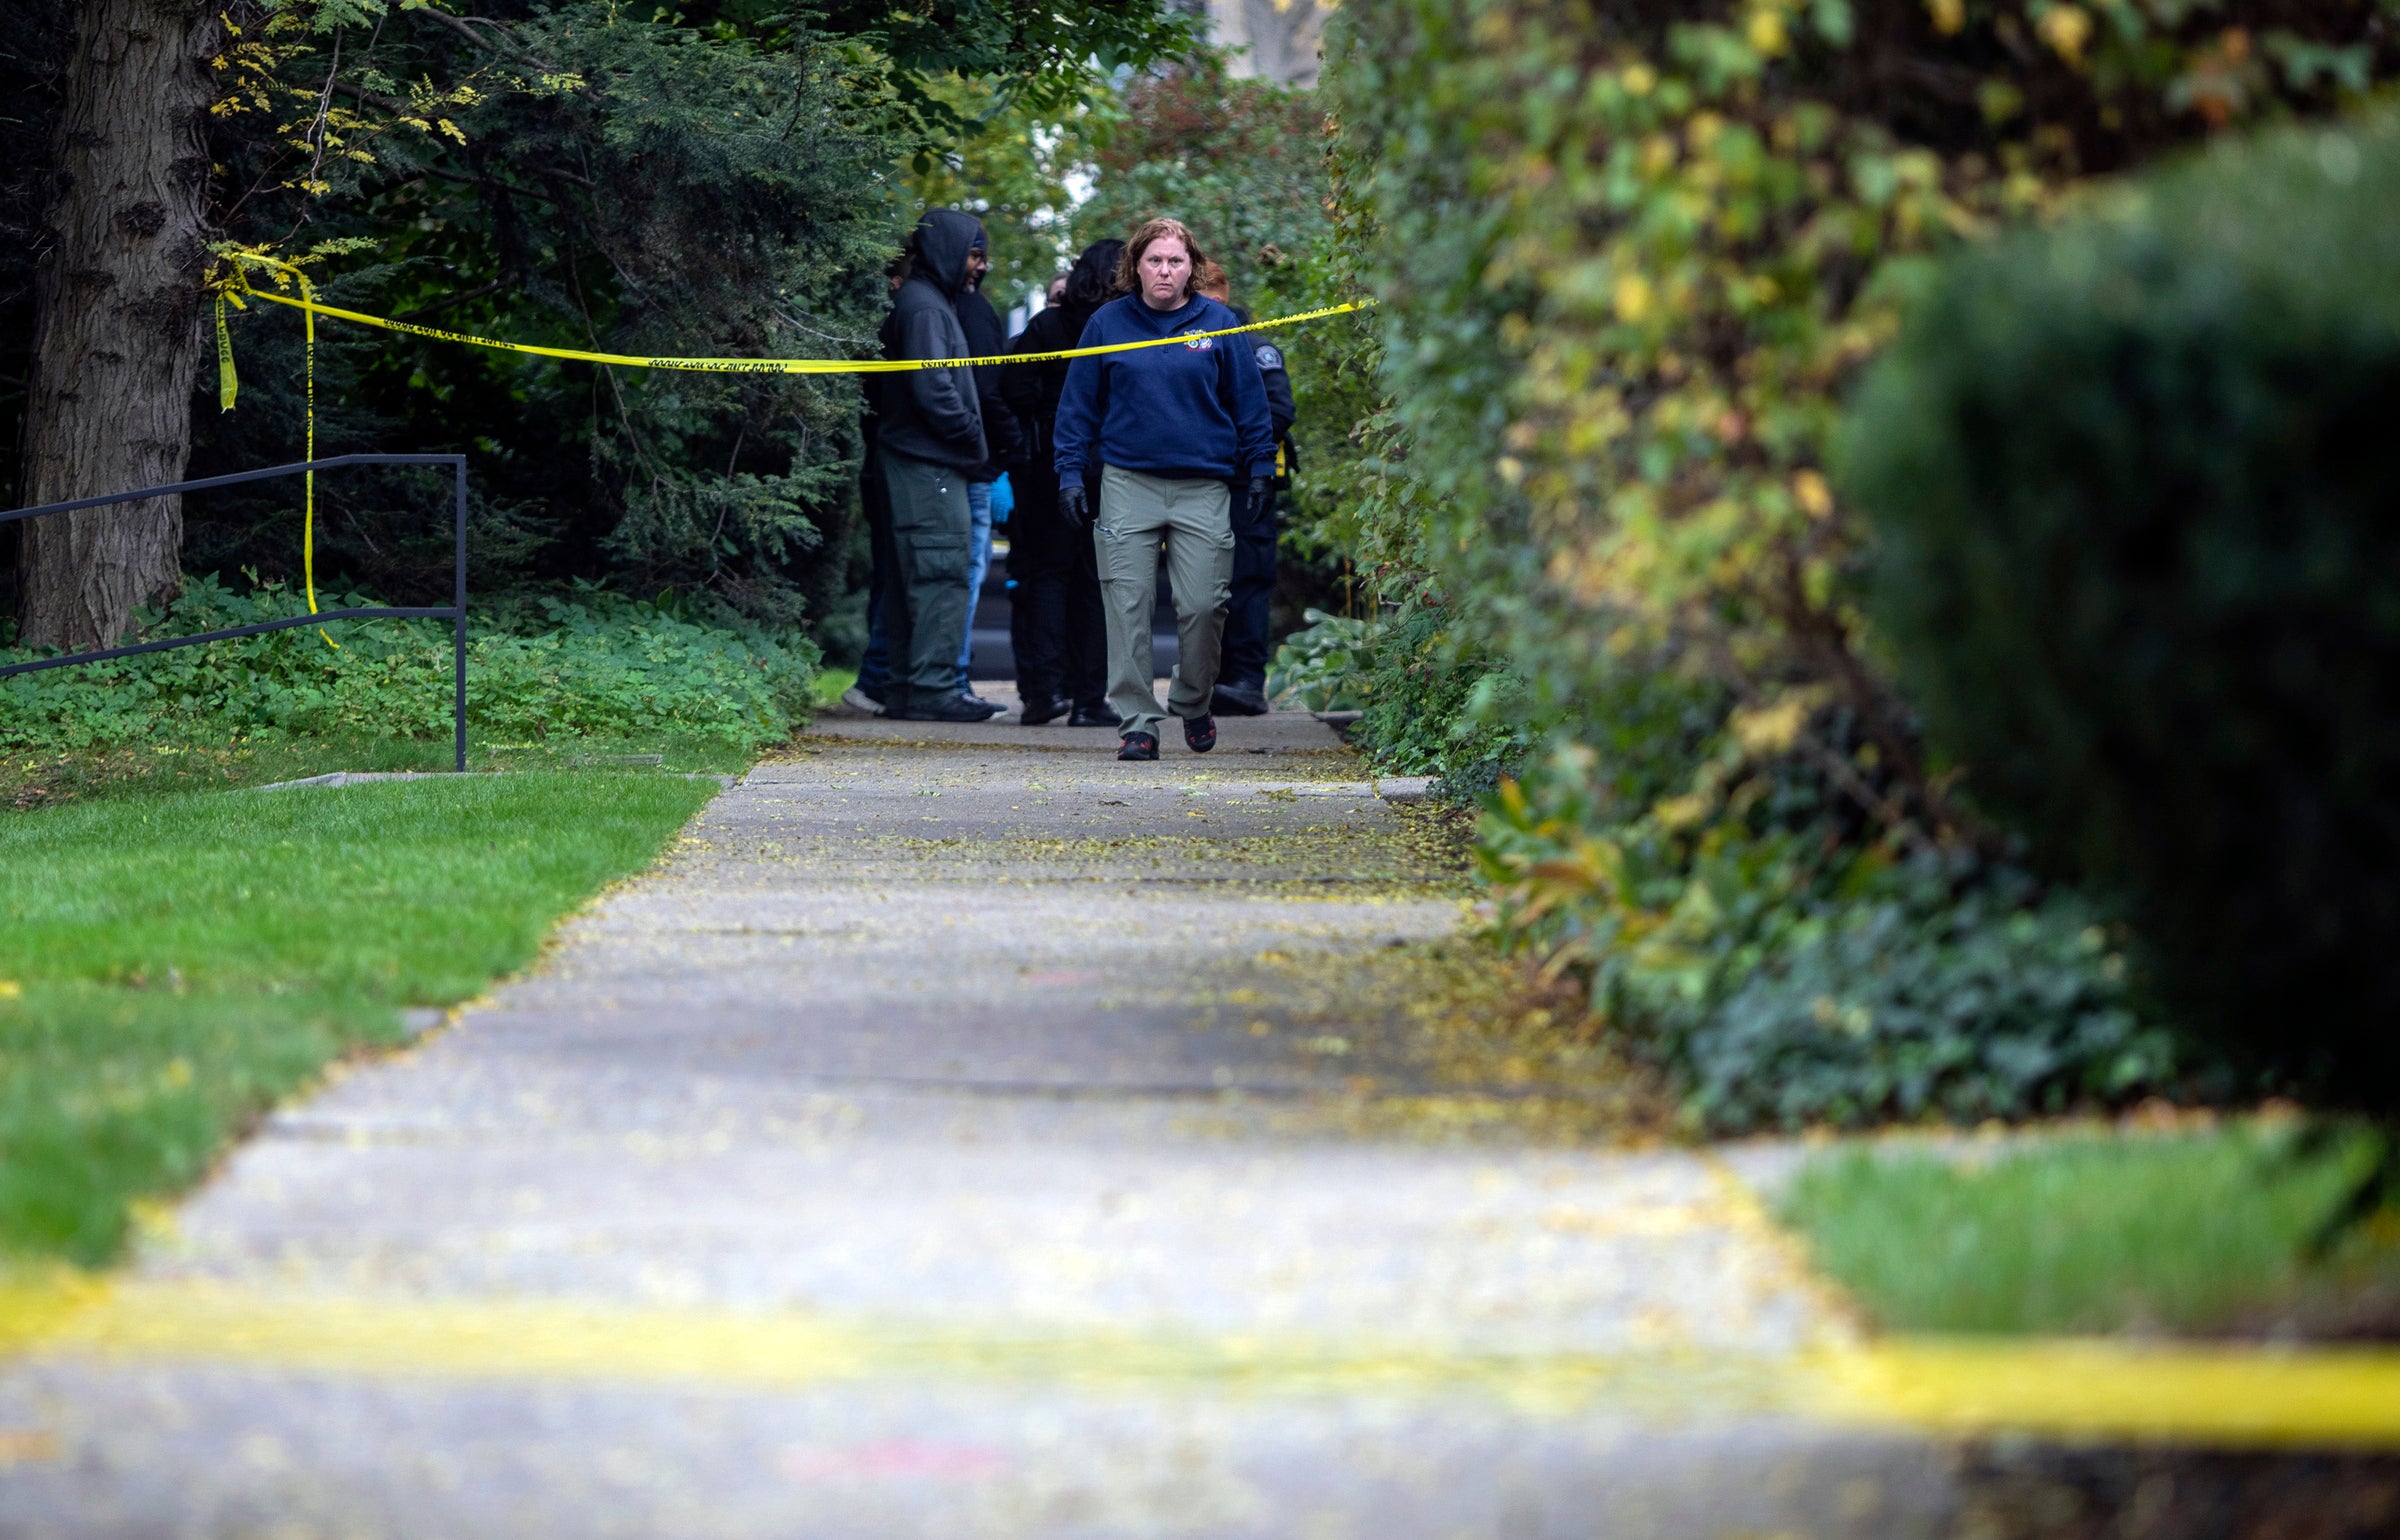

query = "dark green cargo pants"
[[878, 446, 973, 712]]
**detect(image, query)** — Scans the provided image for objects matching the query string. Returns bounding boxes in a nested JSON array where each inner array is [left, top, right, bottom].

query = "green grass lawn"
[[0, 732, 755, 811], [1780, 1123, 2400, 1337], [0, 772, 717, 1263], [810, 665, 858, 707]]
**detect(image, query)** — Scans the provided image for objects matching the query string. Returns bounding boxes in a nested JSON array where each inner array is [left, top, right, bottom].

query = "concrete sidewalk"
[[0, 709, 1956, 1539]]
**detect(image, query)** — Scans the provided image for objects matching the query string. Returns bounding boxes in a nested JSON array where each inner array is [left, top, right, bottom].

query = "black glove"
[[1059, 481, 1089, 531], [1245, 475, 1272, 523]]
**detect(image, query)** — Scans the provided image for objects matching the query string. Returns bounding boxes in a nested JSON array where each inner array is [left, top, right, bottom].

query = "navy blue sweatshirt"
[[1052, 294, 1277, 483]]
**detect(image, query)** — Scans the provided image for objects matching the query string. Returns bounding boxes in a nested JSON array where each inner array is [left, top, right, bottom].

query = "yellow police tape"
[[6, 1273, 2400, 1448], [220, 277, 1370, 376], [216, 255, 333, 643], [210, 251, 1369, 650]]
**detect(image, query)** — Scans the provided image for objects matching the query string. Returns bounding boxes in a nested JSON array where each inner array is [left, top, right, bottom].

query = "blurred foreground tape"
[[1815, 1337, 2400, 1449], [4, 1280, 2399, 1449], [0, 1276, 110, 1361]]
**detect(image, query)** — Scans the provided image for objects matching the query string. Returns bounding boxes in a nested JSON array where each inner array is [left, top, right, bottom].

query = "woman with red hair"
[[1052, 217, 1277, 761]]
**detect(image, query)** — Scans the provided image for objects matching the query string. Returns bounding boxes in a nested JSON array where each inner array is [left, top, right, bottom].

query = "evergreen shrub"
[[1843, 116, 2400, 1112]]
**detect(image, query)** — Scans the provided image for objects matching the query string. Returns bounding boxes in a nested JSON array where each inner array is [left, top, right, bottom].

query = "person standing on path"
[[1053, 219, 1276, 762], [842, 256, 913, 716], [1193, 261, 1297, 719], [868, 208, 998, 724], [953, 232, 1021, 713], [1001, 240, 1125, 728]]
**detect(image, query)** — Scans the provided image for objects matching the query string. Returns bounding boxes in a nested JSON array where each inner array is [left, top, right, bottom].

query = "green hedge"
[[1317, 0, 2397, 1130], [1843, 117, 2400, 1113]]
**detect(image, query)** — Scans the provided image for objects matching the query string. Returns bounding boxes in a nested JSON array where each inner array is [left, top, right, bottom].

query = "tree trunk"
[[16, 0, 217, 651]]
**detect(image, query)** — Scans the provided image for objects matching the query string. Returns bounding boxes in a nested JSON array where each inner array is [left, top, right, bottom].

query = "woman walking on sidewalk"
[[1051, 218, 1277, 762]]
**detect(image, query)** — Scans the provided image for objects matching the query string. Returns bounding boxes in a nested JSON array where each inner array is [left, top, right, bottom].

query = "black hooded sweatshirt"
[[1000, 240, 1123, 476], [873, 209, 987, 470], [997, 301, 1089, 472]]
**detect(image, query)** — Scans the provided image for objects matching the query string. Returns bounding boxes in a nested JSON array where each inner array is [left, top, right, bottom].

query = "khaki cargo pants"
[[1095, 465, 1234, 738]]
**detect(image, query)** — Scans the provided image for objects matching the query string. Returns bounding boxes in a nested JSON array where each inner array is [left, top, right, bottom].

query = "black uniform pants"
[[1219, 487, 1279, 692], [1008, 466, 1107, 712]]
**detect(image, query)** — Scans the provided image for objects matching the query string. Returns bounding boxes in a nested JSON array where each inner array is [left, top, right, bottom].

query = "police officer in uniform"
[[1194, 262, 1295, 717]]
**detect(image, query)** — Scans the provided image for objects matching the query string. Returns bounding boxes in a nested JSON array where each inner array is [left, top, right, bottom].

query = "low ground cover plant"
[[1266, 609, 1378, 712], [1476, 770, 2193, 1133], [0, 578, 818, 768], [1781, 1123, 2400, 1337], [0, 773, 716, 1263]]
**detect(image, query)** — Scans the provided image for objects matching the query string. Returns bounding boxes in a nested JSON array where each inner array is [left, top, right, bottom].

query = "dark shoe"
[[890, 694, 996, 723], [1020, 693, 1072, 726], [1068, 704, 1116, 727], [1211, 681, 1270, 717], [1117, 731, 1159, 761], [1182, 713, 1217, 754], [955, 692, 1004, 719]]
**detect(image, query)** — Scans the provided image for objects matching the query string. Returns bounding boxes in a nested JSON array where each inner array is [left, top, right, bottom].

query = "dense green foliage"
[[905, 51, 1328, 311], [1782, 1123, 2398, 1334], [1475, 751, 2188, 1128], [1313, 0, 2400, 1131], [1843, 117, 2400, 1114], [1265, 610, 1376, 712], [1074, 60, 1328, 301], [1665, 863, 2172, 1129], [192, 2, 910, 630], [903, 77, 1100, 311], [0, 773, 716, 1261], [0, 579, 817, 758], [1272, 608, 1531, 795], [1, 0, 1195, 641]]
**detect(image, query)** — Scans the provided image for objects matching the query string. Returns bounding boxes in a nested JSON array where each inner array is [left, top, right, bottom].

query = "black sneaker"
[[1117, 731, 1159, 761], [955, 692, 1004, 719], [1182, 713, 1217, 754], [894, 694, 998, 723], [1020, 693, 1072, 726], [1068, 704, 1117, 727], [1211, 681, 1270, 717]]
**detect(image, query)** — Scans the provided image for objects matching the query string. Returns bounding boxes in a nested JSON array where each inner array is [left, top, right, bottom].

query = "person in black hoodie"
[[999, 239, 1123, 727], [870, 208, 994, 723], [952, 233, 1022, 711]]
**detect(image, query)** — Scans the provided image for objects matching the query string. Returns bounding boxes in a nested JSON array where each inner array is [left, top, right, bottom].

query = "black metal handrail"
[[0, 454, 469, 771]]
